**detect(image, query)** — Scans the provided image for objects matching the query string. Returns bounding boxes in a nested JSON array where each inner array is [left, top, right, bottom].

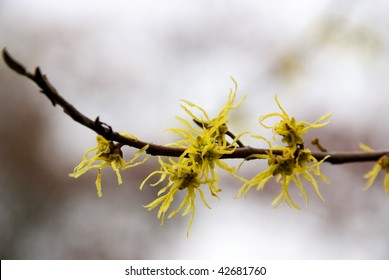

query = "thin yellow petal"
[[359, 143, 374, 152], [96, 169, 102, 197], [364, 164, 382, 189]]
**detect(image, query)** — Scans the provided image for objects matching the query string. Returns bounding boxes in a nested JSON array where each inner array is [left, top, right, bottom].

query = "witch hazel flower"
[[141, 78, 247, 234], [69, 133, 149, 197], [237, 96, 331, 209]]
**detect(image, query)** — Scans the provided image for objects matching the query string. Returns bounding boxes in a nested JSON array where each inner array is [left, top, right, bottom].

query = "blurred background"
[[1, 0, 389, 259]]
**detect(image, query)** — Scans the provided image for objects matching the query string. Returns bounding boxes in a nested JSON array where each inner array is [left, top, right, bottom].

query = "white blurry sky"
[[1, 0, 389, 259]]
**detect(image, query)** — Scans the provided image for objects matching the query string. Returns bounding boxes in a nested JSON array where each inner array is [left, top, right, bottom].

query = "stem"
[[3, 48, 388, 164]]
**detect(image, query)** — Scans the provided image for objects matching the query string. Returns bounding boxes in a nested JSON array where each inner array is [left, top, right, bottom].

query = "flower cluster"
[[69, 134, 149, 197], [141, 79, 246, 234], [237, 96, 331, 209], [6, 48, 389, 236], [70, 89, 333, 234]]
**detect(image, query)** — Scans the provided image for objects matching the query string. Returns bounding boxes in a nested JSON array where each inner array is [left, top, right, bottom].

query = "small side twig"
[[312, 138, 328, 152]]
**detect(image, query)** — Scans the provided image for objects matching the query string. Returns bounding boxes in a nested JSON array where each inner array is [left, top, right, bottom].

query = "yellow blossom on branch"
[[237, 140, 329, 209], [177, 77, 246, 146], [237, 97, 331, 209], [260, 96, 331, 152], [167, 78, 247, 196], [169, 121, 245, 196], [140, 157, 212, 236], [69, 134, 149, 197], [142, 79, 247, 234]]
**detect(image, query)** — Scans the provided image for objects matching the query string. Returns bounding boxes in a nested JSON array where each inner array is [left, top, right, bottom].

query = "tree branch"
[[3, 48, 388, 164]]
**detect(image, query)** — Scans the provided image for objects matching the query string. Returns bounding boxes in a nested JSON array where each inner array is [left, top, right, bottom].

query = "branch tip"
[[2, 48, 27, 76]]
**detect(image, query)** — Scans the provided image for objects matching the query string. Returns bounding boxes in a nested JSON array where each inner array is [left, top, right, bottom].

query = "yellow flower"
[[237, 97, 331, 209], [171, 126, 243, 197], [260, 96, 331, 152], [142, 79, 247, 234], [140, 157, 212, 236], [167, 78, 247, 195], [177, 77, 246, 147], [360, 144, 389, 193], [238, 144, 329, 209], [70, 134, 149, 197]]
